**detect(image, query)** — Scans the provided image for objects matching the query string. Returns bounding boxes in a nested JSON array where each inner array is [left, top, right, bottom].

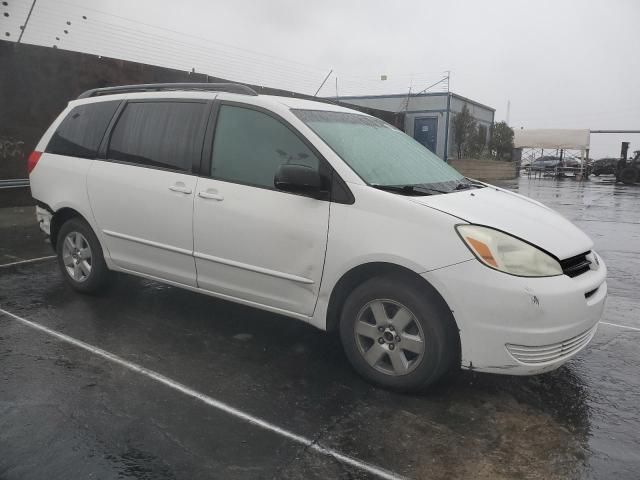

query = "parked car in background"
[[527, 156, 587, 176], [529, 156, 561, 171], [592, 158, 619, 176], [28, 83, 608, 391], [563, 158, 581, 168]]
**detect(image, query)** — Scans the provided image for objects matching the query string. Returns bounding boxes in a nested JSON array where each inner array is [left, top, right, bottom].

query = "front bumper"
[[423, 253, 607, 375]]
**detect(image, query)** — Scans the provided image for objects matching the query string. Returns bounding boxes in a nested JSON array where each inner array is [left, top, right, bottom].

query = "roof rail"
[[77, 82, 259, 99]]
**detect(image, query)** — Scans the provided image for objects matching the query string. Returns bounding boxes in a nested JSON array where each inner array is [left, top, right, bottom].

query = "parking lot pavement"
[[0, 206, 54, 265], [1, 175, 639, 480]]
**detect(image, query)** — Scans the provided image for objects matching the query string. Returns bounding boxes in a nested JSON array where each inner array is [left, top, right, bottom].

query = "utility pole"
[[443, 71, 451, 163], [401, 80, 413, 114], [17, 0, 37, 43], [506, 100, 511, 126]]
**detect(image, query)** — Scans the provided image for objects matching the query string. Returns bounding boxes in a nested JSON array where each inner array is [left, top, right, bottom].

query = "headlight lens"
[[456, 225, 563, 277]]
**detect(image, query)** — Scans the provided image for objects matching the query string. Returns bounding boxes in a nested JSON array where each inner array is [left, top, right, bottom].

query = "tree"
[[466, 124, 488, 158], [489, 121, 514, 160], [452, 104, 477, 159]]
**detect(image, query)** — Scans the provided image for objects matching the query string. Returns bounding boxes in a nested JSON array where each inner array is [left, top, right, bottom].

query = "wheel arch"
[[325, 262, 460, 337], [50, 207, 90, 250]]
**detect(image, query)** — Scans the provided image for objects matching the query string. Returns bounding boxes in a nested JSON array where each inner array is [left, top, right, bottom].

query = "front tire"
[[56, 217, 111, 293], [339, 274, 458, 391]]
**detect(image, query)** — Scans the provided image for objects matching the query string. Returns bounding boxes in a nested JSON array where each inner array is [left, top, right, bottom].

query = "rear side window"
[[211, 105, 319, 188], [46, 101, 119, 158], [108, 101, 208, 172]]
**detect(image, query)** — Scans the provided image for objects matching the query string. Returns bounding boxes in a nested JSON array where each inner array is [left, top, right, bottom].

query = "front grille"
[[506, 325, 598, 365], [560, 251, 592, 278]]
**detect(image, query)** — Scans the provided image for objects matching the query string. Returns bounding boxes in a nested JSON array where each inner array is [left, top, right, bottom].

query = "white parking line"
[[0, 255, 56, 268], [601, 321, 640, 332], [0, 307, 409, 480]]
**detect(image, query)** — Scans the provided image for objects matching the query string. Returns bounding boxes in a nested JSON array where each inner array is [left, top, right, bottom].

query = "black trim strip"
[[194, 100, 215, 175], [584, 287, 598, 299], [35, 200, 54, 213], [199, 101, 220, 177], [97, 100, 126, 159]]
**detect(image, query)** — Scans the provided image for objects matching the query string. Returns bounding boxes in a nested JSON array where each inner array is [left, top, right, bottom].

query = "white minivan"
[[29, 83, 607, 390]]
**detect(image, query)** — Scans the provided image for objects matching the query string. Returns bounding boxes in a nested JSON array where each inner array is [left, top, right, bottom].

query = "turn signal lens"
[[27, 151, 42, 174], [465, 237, 498, 268], [456, 225, 563, 277]]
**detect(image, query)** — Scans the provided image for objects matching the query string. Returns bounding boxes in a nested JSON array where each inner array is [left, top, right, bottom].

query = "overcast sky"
[[4, 0, 639, 157]]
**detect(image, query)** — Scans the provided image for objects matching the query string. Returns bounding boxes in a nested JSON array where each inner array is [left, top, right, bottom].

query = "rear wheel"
[[619, 166, 638, 185], [339, 274, 458, 391], [56, 217, 111, 293]]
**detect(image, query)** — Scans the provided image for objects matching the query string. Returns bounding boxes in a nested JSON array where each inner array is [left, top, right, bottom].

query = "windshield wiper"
[[371, 184, 448, 195], [453, 178, 485, 191]]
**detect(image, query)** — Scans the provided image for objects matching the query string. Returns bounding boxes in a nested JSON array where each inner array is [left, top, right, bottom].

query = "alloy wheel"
[[353, 299, 425, 376], [62, 231, 92, 282]]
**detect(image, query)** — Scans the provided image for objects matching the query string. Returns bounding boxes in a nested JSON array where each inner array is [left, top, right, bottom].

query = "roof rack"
[[77, 82, 259, 99]]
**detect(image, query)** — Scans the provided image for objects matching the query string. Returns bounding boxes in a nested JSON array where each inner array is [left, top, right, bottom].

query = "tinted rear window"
[[108, 101, 208, 172], [46, 101, 120, 158]]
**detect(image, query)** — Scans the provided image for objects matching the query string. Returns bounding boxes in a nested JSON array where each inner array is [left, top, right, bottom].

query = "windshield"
[[293, 109, 464, 190]]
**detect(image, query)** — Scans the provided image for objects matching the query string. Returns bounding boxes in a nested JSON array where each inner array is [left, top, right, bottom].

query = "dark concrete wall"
[[0, 41, 403, 206], [0, 41, 213, 182]]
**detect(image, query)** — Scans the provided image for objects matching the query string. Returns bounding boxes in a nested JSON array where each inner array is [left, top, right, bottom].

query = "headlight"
[[456, 225, 563, 277]]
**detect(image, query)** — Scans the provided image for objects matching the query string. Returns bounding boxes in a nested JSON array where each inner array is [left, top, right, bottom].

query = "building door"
[[414, 117, 438, 153]]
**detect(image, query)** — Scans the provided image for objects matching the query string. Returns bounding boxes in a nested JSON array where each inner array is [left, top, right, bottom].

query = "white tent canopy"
[[514, 129, 590, 150]]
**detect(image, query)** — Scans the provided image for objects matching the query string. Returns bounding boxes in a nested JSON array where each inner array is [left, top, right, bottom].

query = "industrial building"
[[338, 92, 495, 161]]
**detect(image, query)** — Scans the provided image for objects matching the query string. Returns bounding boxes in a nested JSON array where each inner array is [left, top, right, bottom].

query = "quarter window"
[[46, 101, 119, 158], [211, 105, 319, 188], [108, 102, 208, 171]]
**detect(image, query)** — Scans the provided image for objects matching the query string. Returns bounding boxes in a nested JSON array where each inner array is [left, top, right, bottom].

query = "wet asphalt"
[[0, 175, 638, 480]]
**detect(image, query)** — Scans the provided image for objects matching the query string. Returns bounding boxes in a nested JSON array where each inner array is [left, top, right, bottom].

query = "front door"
[[88, 100, 209, 286], [414, 117, 438, 153], [193, 103, 330, 316]]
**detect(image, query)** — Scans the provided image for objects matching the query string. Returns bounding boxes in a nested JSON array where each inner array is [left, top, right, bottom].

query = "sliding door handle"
[[198, 190, 224, 201], [169, 183, 192, 194]]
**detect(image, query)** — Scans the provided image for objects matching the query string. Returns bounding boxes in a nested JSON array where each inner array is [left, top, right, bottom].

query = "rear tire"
[[56, 217, 111, 293], [619, 166, 638, 185], [339, 273, 458, 392]]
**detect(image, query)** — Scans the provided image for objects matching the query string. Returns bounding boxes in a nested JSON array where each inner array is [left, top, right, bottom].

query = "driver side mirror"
[[274, 164, 326, 198]]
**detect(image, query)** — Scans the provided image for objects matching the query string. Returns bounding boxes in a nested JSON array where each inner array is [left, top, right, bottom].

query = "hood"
[[410, 186, 593, 260]]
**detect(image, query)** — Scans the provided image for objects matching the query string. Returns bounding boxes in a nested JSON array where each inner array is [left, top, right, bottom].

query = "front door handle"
[[169, 182, 192, 194], [198, 189, 224, 201]]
